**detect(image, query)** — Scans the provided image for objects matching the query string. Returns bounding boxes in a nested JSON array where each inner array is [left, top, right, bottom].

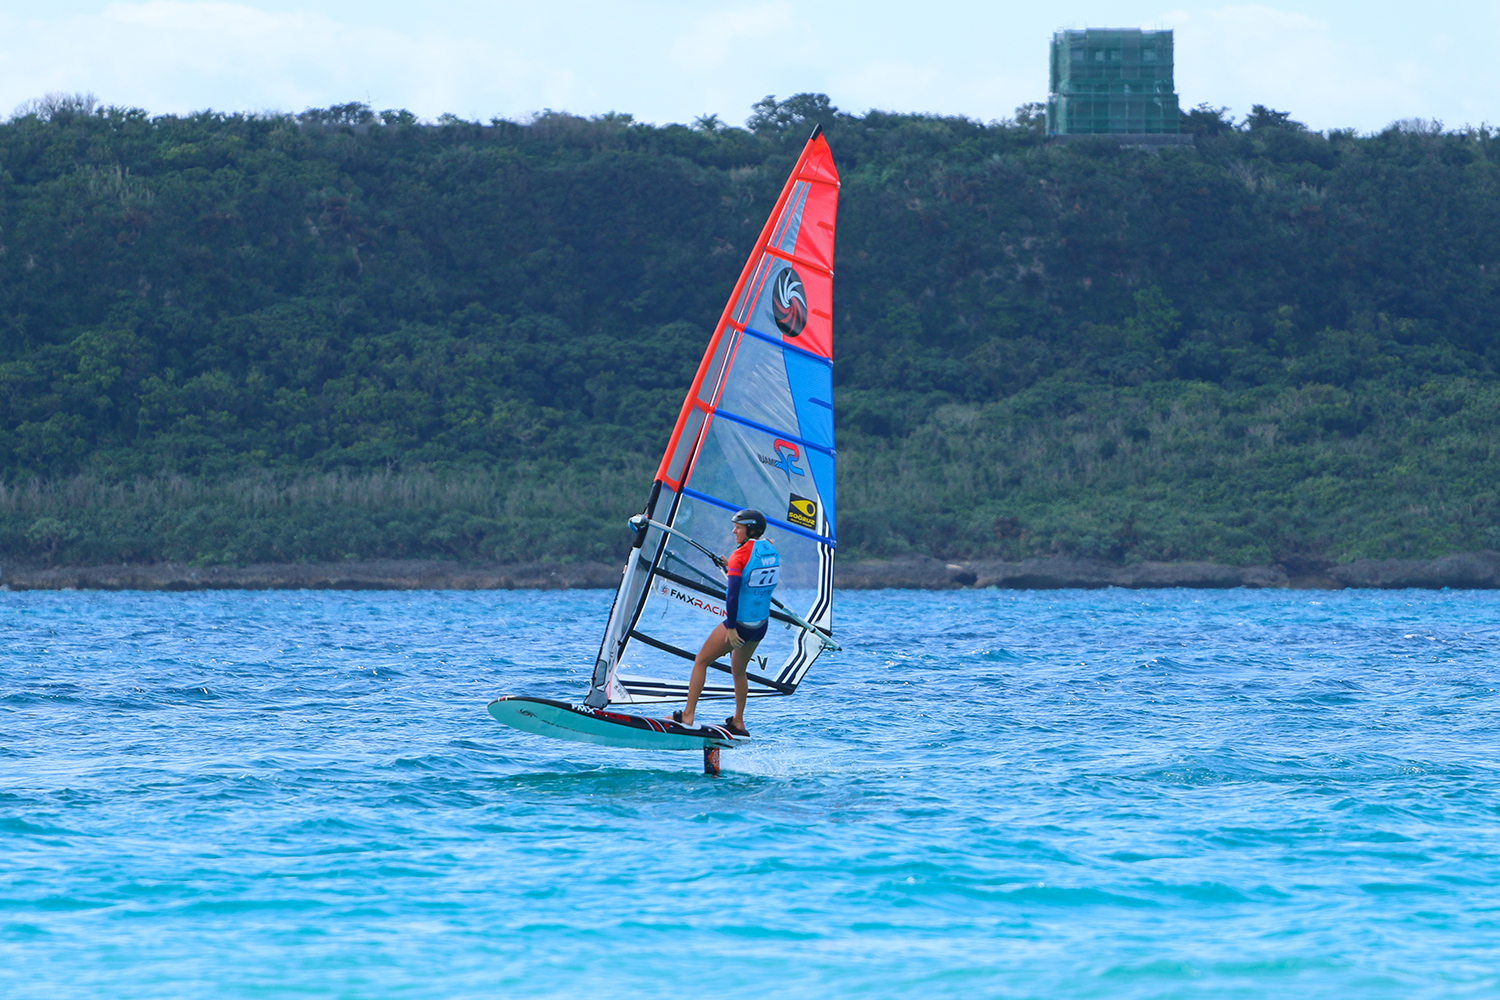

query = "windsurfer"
[[674, 509, 779, 735]]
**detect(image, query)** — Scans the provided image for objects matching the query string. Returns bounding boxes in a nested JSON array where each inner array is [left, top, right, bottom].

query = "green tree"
[[746, 93, 839, 135]]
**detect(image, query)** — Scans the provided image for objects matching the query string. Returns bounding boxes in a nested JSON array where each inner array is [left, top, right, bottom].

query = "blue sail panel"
[[784, 348, 834, 450]]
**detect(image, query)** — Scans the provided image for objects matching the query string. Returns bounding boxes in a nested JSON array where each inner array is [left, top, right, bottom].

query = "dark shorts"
[[731, 620, 768, 644]]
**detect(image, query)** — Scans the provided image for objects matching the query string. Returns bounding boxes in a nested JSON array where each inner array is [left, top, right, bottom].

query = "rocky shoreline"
[[4, 552, 1500, 592], [834, 552, 1500, 590]]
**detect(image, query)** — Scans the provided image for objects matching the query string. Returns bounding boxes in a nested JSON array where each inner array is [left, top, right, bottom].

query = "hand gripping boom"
[[629, 514, 841, 652]]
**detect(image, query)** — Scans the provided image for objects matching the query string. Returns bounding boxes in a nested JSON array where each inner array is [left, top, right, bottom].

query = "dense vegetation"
[[2, 93, 1498, 567]]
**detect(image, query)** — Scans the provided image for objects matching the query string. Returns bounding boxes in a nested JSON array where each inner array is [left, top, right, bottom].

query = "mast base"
[[703, 747, 721, 775]]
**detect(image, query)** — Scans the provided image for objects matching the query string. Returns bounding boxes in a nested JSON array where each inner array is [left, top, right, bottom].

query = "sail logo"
[[760, 439, 805, 480], [772, 267, 807, 338], [786, 494, 817, 529], [658, 582, 725, 618]]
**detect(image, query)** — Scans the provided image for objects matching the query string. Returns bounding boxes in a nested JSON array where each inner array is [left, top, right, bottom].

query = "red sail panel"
[[656, 130, 840, 486]]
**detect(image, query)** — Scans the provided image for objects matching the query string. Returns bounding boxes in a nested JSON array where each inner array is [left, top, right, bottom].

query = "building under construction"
[[1047, 29, 1181, 136]]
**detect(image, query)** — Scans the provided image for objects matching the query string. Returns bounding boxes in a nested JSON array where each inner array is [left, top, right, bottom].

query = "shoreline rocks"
[[835, 552, 1500, 591], [835, 557, 1295, 590], [0, 559, 621, 592], [3, 552, 1500, 592]]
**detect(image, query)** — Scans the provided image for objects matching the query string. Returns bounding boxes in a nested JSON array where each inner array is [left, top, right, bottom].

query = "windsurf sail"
[[583, 127, 840, 708]]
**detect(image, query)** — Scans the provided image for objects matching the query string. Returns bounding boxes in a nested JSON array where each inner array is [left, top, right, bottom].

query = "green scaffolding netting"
[[1047, 29, 1182, 135]]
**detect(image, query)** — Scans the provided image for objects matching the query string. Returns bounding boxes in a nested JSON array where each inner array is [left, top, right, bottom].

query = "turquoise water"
[[3, 588, 1498, 998]]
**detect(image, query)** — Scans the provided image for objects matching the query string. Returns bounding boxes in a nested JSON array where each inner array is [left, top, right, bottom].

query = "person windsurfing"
[[674, 509, 779, 735]]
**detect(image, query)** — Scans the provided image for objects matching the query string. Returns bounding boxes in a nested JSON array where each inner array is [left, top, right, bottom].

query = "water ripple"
[[3, 588, 1500, 998]]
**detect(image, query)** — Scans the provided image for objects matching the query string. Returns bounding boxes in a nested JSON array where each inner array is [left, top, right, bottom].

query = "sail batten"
[[713, 409, 835, 457], [735, 324, 834, 363], [759, 245, 833, 278], [588, 130, 840, 710], [678, 487, 833, 546]]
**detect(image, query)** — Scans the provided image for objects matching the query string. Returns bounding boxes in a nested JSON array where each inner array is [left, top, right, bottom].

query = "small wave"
[[6, 588, 1500, 995]]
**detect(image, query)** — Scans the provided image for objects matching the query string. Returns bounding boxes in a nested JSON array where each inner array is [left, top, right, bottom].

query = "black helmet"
[[731, 509, 767, 538]]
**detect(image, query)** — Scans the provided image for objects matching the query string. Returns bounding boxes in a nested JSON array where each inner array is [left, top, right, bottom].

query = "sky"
[[0, 1, 1496, 133]]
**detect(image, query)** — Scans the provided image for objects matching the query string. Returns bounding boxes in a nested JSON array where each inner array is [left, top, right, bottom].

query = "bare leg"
[[727, 640, 759, 732], [682, 624, 733, 726]]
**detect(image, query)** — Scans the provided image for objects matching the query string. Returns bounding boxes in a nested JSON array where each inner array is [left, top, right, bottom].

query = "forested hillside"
[[2, 93, 1498, 567]]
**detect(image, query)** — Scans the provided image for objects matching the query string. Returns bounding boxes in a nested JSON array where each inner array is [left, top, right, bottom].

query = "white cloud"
[[3, 1, 1496, 131], [0, 0, 1042, 127], [828, 61, 1033, 121], [1161, 3, 1433, 130], [0, 1, 581, 120], [669, 2, 806, 74]]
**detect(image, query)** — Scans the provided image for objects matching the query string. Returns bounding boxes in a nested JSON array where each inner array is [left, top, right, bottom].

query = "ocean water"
[[2, 587, 1498, 999]]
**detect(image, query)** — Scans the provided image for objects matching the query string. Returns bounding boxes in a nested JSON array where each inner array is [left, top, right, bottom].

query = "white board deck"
[[488, 696, 749, 751]]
